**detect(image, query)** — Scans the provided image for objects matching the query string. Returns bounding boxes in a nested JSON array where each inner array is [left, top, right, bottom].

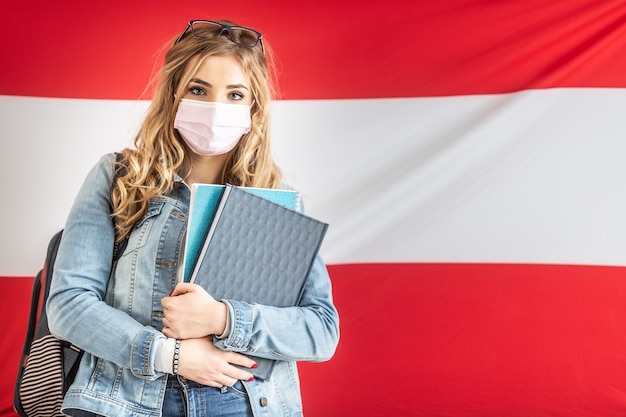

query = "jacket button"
[[260, 397, 269, 407]]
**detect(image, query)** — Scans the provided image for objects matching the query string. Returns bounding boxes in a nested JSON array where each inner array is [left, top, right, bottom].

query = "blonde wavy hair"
[[112, 20, 282, 242]]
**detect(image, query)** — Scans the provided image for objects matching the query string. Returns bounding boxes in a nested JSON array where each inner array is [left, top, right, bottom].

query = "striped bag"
[[14, 230, 80, 417]]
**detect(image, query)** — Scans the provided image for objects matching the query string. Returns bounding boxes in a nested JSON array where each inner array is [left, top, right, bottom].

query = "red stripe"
[[299, 263, 626, 416], [3, 1, 626, 100], [5, 263, 626, 415]]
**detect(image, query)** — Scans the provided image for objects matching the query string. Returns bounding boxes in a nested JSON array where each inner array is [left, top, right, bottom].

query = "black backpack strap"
[[111, 151, 129, 260], [14, 229, 64, 417]]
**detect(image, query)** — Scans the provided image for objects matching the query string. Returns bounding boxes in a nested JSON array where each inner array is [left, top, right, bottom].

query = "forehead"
[[185, 54, 249, 85]]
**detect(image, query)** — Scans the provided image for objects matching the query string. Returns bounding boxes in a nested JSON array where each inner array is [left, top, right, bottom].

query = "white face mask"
[[174, 99, 252, 155]]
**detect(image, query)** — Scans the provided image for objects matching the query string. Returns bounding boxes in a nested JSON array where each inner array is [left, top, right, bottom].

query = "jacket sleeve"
[[46, 153, 165, 380], [215, 254, 340, 362]]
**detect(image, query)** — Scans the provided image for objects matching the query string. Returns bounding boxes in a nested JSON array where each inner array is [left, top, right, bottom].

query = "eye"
[[188, 86, 206, 96], [229, 91, 245, 102]]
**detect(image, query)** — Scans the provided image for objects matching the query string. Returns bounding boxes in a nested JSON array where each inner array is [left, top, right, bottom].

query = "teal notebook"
[[183, 184, 300, 282]]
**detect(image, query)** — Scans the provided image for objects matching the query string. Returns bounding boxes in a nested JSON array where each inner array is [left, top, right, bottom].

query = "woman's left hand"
[[161, 282, 228, 339]]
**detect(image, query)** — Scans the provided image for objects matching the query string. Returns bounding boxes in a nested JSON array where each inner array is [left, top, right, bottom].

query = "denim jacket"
[[47, 153, 340, 417]]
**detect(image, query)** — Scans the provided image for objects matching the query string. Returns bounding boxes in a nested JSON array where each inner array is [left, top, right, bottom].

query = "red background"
[[4, 1, 626, 416]]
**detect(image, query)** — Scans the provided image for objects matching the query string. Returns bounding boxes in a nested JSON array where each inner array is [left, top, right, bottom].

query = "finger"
[[163, 325, 184, 339], [223, 358, 256, 381], [225, 352, 257, 370], [220, 375, 239, 387], [161, 316, 182, 338], [198, 378, 225, 388], [224, 365, 254, 382], [161, 317, 174, 332], [194, 372, 237, 388], [170, 282, 197, 296]]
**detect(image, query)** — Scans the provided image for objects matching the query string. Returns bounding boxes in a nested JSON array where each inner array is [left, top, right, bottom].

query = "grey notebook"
[[189, 183, 328, 379]]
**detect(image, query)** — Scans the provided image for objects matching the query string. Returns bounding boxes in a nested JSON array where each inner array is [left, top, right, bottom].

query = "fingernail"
[[169, 290, 174, 296], [248, 376, 255, 381], [251, 363, 258, 369]]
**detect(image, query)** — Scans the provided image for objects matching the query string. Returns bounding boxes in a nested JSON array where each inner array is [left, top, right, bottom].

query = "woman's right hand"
[[177, 337, 256, 387]]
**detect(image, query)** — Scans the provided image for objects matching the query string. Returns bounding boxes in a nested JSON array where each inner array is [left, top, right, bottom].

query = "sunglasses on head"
[[175, 20, 264, 54]]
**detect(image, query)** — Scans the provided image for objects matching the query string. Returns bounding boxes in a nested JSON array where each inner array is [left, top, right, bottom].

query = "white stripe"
[[273, 89, 626, 266], [0, 96, 149, 276], [1, 89, 626, 275]]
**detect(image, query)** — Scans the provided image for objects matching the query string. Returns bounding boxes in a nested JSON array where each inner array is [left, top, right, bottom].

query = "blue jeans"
[[162, 376, 253, 417]]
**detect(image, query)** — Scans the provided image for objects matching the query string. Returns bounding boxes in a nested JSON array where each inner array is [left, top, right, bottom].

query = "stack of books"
[[183, 183, 329, 379]]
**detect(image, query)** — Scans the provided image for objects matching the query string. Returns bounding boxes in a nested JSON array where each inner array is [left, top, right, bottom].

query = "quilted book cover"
[[189, 184, 328, 379], [183, 184, 300, 283]]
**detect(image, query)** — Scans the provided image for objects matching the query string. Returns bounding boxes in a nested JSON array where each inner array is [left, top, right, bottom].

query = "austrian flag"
[[2, 1, 626, 416]]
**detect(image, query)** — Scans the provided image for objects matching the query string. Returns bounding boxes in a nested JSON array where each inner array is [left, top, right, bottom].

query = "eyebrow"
[[190, 78, 249, 90]]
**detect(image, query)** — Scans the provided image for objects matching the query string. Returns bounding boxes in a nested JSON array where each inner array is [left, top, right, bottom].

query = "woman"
[[47, 19, 340, 417]]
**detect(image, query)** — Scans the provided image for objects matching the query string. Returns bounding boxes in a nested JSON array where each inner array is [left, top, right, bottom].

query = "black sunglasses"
[[175, 20, 264, 54]]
